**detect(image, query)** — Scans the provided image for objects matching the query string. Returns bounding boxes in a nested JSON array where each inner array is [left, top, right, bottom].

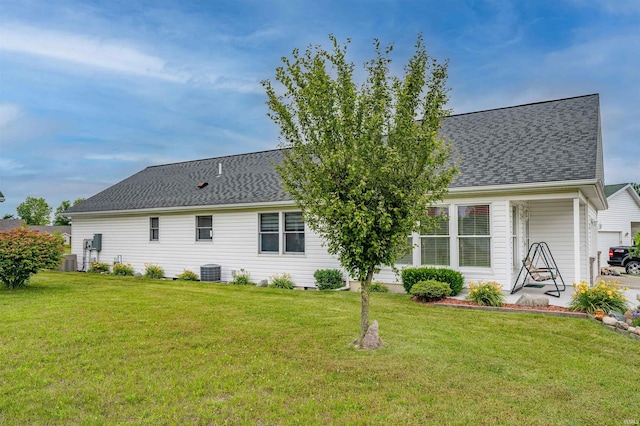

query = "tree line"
[[2, 197, 84, 226]]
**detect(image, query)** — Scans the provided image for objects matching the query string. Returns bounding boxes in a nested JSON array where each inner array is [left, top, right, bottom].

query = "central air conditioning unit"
[[200, 264, 221, 282]]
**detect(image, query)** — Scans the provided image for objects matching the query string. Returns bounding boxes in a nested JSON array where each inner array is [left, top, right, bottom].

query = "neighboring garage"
[[598, 183, 640, 264]]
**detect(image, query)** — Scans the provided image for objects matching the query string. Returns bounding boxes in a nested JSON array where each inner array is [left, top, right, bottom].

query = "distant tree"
[[53, 198, 84, 226], [2, 214, 15, 220], [263, 35, 456, 347], [632, 182, 640, 197], [16, 197, 52, 226]]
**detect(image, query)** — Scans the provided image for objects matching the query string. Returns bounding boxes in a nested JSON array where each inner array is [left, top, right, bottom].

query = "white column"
[[573, 197, 581, 283]]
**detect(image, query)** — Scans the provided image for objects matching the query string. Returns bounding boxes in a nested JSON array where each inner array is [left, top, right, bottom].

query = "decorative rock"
[[609, 310, 626, 322], [616, 321, 629, 330], [602, 316, 617, 326], [257, 279, 268, 287], [634, 327, 640, 336], [630, 327, 636, 334], [515, 293, 549, 308], [360, 320, 384, 350], [624, 309, 634, 321]]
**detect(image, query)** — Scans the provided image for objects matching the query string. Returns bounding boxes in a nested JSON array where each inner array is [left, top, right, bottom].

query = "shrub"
[[144, 263, 165, 279], [269, 273, 295, 289], [568, 280, 629, 314], [410, 280, 451, 302], [314, 269, 344, 290], [370, 282, 389, 293], [231, 269, 254, 285], [401, 267, 464, 295], [466, 281, 505, 307], [0, 227, 64, 289], [177, 269, 199, 281], [112, 263, 135, 276], [88, 261, 110, 274]]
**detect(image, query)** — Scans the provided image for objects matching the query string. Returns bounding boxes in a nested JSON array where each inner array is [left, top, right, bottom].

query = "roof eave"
[[65, 199, 297, 217], [449, 178, 608, 209]]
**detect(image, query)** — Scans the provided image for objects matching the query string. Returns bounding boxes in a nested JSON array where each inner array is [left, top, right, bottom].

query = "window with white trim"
[[396, 236, 414, 265], [150, 217, 159, 241], [196, 215, 213, 241], [258, 212, 305, 254], [284, 212, 305, 253], [420, 206, 450, 266], [259, 213, 280, 253], [457, 205, 490, 267]]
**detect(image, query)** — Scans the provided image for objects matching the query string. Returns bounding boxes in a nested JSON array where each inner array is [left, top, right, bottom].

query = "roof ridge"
[[449, 93, 599, 118], [146, 147, 284, 169]]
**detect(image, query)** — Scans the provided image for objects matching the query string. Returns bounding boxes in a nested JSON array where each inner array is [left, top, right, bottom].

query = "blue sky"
[[1, 0, 639, 217]]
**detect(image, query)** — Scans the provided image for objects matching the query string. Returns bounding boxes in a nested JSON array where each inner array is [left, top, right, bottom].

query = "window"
[[458, 205, 490, 267], [258, 211, 305, 254], [196, 215, 213, 241], [420, 207, 450, 266], [396, 236, 414, 265], [284, 212, 305, 253], [259, 213, 279, 253], [150, 217, 159, 241]]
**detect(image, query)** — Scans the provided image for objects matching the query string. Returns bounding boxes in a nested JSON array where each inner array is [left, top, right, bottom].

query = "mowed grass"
[[1, 272, 638, 425]]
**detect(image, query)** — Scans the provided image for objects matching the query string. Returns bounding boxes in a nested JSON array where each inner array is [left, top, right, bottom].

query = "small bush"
[[0, 227, 64, 289], [466, 281, 505, 307], [144, 263, 164, 279], [401, 267, 464, 295], [631, 308, 640, 327], [568, 280, 629, 314], [314, 269, 344, 290], [112, 263, 135, 276], [370, 282, 389, 293], [410, 280, 451, 302], [269, 273, 295, 289], [231, 269, 254, 285], [88, 261, 110, 274], [177, 269, 199, 281]]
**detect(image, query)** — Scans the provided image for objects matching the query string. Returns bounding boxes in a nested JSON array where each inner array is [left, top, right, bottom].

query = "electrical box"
[[92, 234, 102, 251]]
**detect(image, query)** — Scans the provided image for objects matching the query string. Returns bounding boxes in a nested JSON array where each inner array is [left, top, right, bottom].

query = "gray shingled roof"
[[604, 183, 628, 198], [443, 93, 600, 188], [67, 94, 602, 214]]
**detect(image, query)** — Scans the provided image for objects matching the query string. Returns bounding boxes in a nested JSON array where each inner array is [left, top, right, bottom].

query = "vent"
[[200, 264, 221, 282], [197, 182, 208, 189]]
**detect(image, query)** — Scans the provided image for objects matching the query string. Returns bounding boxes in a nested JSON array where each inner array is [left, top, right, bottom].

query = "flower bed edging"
[[433, 302, 589, 318]]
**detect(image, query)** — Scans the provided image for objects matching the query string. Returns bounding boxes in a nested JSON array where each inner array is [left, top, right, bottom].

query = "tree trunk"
[[358, 267, 375, 347]]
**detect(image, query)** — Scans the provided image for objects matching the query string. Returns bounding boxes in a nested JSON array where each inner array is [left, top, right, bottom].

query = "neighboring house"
[[0, 219, 72, 244], [597, 183, 640, 261], [65, 94, 606, 290]]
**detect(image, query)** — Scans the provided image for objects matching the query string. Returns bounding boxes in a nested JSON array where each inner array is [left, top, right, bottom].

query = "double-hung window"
[[420, 206, 450, 266], [258, 212, 305, 254], [259, 213, 280, 253], [458, 205, 491, 267], [284, 212, 305, 254], [196, 215, 213, 241], [150, 217, 159, 241]]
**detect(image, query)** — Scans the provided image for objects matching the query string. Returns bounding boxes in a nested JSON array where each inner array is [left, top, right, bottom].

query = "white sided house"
[[66, 94, 607, 292], [597, 183, 640, 262]]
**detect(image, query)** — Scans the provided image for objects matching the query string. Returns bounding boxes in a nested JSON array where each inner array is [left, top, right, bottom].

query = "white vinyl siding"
[[598, 186, 640, 257]]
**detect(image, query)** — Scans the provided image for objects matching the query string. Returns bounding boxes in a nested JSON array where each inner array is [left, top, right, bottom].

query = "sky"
[[1, 0, 639, 218]]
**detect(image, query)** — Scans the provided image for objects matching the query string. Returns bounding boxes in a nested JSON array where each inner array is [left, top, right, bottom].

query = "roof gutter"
[[449, 178, 608, 210], [65, 199, 297, 218]]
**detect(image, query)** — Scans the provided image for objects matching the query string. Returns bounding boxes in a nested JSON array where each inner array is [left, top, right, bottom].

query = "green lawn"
[[1, 272, 638, 425]]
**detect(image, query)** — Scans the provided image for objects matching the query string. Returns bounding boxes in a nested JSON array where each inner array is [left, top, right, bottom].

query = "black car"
[[608, 246, 640, 275]]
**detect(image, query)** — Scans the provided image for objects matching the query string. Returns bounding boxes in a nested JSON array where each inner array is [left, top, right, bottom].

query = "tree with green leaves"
[[263, 35, 457, 348], [54, 198, 85, 226], [16, 196, 52, 226], [632, 182, 640, 197]]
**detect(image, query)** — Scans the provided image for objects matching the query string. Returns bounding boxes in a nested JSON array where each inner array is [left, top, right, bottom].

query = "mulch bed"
[[416, 297, 589, 317]]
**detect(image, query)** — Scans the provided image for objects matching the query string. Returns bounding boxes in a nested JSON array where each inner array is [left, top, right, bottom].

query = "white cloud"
[[85, 153, 172, 164], [0, 103, 23, 128], [0, 23, 189, 82]]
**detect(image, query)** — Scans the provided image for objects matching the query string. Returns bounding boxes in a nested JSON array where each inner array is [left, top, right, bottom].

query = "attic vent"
[[197, 182, 208, 189]]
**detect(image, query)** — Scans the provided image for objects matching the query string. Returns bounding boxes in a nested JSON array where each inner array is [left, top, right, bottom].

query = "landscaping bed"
[[417, 297, 589, 317]]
